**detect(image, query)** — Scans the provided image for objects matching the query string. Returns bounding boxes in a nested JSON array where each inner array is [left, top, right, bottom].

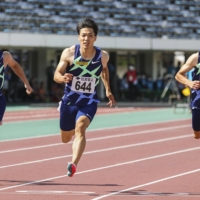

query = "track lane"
[[0, 126, 198, 188], [0, 118, 191, 150], [0, 121, 192, 166], [0, 140, 200, 200], [0, 108, 195, 200], [4, 107, 159, 122]]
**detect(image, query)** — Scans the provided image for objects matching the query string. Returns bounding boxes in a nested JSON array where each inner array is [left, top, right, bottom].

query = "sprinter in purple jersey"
[[175, 52, 200, 139], [0, 50, 33, 125], [54, 18, 116, 177]]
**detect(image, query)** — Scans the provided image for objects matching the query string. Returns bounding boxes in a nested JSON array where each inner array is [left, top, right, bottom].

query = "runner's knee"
[[61, 130, 74, 143], [62, 135, 72, 143], [193, 131, 200, 139], [75, 116, 90, 134], [75, 121, 87, 135], [193, 135, 200, 139]]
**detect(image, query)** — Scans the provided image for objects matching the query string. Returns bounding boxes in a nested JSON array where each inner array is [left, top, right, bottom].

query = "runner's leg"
[[192, 109, 200, 139], [0, 94, 6, 126], [72, 115, 90, 166]]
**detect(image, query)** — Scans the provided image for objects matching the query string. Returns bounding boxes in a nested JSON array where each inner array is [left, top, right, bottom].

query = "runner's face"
[[78, 28, 97, 49]]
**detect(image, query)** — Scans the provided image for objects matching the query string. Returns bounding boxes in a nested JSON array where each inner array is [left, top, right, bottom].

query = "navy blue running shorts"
[[59, 101, 97, 131], [0, 94, 6, 121], [192, 109, 200, 131]]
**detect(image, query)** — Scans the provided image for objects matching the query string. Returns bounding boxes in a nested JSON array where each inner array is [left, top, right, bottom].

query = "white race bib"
[[71, 76, 96, 94]]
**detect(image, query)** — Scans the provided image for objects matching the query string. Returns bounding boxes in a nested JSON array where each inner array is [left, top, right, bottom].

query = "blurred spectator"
[[154, 75, 164, 91], [167, 60, 176, 76], [140, 74, 147, 89], [123, 65, 138, 100], [38, 81, 48, 102], [46, 60, 56, 95], [118, 76, 129, 100], [29, 77, 40, 102], [108, 63, 117, 98], [147, 76, 154, 90], [49, 83, 63, 102], [124, 65, 137, 88], [175, 61, 181, 74], [8, 68, 20, 102]]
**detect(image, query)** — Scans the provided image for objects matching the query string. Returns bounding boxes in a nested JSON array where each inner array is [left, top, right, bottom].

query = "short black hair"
[[76, 18, 98, 36]]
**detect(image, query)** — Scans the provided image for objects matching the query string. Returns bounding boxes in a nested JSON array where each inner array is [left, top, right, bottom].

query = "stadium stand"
[[0, 0, 200, 38]]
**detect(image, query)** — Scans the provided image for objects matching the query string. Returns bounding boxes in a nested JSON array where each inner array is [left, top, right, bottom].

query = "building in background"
[[0, 0, 199, 103]]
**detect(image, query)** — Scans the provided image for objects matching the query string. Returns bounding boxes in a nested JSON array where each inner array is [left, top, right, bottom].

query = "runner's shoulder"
[[62, 45, 75, 57]]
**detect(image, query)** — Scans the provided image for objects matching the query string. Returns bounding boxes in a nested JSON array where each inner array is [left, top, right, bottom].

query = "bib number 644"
[[71, 76, 96, 94]]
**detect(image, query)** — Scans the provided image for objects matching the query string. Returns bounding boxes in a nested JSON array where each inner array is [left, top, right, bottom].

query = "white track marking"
[[4, 108, 166, 118], [5, 113, 59, 119], [0, 134, 192, 169], [16, 190, 95, 195], [92, 169, 200, 200], [0, 143, 64, 154], [0, 124, 190, 154], [3, 118, 58, 124], [0, 146, 200, 191], [0, 117, 191, 142], [0, 133, 60, 143]]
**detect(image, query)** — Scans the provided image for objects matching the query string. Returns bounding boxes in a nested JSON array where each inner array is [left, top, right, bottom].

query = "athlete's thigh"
[[192, 109, 200, 131], [76, 103, 97, 125], [60, 102, 78, 131], [0, 95, 6, 122]]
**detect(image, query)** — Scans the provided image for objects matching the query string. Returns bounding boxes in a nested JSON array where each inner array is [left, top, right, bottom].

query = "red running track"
[[1, 118, 200, 200], [3, 107, 159, 122]]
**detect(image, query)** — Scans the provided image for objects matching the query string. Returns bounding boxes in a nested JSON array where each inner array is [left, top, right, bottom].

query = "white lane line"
[[0, 146, 200, 191], [111, 192, 200, 197], [92, 169, 200, 200], [0, 124, 191, 154], [0, 118, 191, 143], [0, 143, 64, 154], [5, 113, 59, 119], [0, 134, 192, 169], [4, 109, 136, 119], [16, 190, 95, 194], [3, 118, 58, 125]]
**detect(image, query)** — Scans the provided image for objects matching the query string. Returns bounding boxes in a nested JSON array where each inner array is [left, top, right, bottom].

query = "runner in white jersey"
[[54, 18, 116, 177]]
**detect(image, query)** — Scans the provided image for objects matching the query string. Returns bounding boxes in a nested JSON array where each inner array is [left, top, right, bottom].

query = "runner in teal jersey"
[[54, 18, 116, 177]]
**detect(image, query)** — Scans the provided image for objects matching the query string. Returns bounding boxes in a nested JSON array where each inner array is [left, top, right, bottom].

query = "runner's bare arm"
[[100, 51, 116, 107], [54, 47, 74, 84], [175, 52, 200, 90], [3, 51, 33, 94]]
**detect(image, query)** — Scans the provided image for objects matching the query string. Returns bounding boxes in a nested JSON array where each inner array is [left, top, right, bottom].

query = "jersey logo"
[[76, 61, 88, 66], [91, 61, 99, 64]]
